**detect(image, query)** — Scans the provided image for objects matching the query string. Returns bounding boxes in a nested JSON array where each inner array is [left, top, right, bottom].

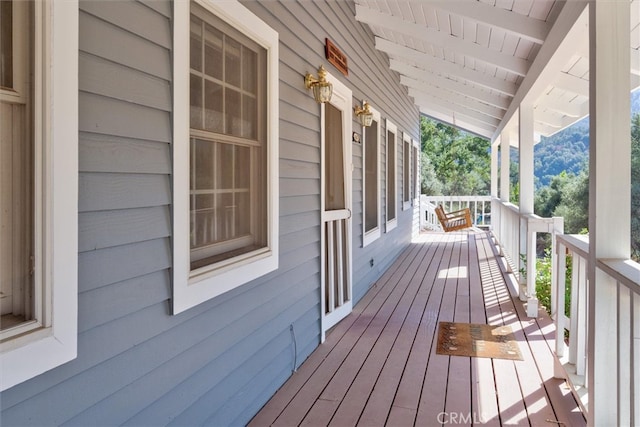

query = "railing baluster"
[[617, 282, 632, 426], [326, 221, 335, 313], [576, 255, 587, 377]]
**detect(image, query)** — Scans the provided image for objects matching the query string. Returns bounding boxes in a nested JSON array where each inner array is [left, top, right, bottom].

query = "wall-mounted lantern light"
[[354, 100, 374, 127], [305, 65, 333, 104]]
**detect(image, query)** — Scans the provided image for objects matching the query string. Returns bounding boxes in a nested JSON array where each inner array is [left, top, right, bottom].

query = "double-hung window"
[[0, 0, 78, 391], [385, 120, 397, 232], [402, 133, 411, 210], [362, 102, 381, 246], [173, 0, 279, 313]]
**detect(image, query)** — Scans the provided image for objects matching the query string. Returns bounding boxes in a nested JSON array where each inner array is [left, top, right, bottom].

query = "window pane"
[[192, 138, 213, 189], [235, 145, 250, 189], [216, 142, 234, 190], [225, 88, 241, 136], [216, 193, 234, 242], [225, 36, 241, 88], [189, 73, 203, 130], [387, 130, 396, 221], [242, 47, 257, 94], [236, 191, 250, 236], [204, 80, 223, 132], [325, 103, 345, 211], [365, 120, 378, 232], [204, 24, 222, 80], [0, 0, 13, 89], [242, 94, 256, 139], [189, 16, 202, 72]]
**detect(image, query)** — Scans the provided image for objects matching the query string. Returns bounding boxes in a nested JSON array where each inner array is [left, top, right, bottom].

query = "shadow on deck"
[[250, 231, 585, 426]]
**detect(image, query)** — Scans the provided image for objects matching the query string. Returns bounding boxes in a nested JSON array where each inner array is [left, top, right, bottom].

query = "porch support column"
[[491, 138, 499, 198], [500, 131, 510, 202], [519, 102, 537, 316], [588, 0, 631, 425]]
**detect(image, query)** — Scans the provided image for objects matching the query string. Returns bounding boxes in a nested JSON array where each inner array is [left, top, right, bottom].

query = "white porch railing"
[[554, 234, 640, 423], [420, 195, 492, 231], [491, 198, 564, 317]]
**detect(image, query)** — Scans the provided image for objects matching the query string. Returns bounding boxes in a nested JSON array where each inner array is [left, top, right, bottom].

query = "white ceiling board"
[[356, 5, 532, 76], [390, 60, 511, 109], [375, 37, 518, 95], [430, 0, 551, 44], [410, 90, 502, 128], [402, 76, 506, 119], [419, 106, 497, 138]]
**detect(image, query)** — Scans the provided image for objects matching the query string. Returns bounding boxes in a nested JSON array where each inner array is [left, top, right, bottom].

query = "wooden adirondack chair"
[[434, 204, 472, 232]]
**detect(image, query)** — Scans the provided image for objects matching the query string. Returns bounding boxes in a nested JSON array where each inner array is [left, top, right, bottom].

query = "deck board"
[[250, 231, 586, 427]]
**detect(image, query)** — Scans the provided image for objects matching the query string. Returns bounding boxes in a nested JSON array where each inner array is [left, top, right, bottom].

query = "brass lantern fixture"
[[354, 101, 374, 127], [305, 65, 333, 103]]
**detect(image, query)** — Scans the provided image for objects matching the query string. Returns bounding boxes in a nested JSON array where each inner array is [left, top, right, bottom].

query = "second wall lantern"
[[354, 101, 373, 127]]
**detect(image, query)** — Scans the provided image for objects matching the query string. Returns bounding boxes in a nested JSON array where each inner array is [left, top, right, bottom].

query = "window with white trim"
[[172, 0, 279, 314], [385, 120, 397, 232], [0, 0, 78, 391], [362, 102, 381, 246], [402, 133, 411, 210]]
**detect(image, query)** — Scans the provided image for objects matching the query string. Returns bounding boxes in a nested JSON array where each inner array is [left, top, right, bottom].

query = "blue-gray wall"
[[0, 1, 419, 425]]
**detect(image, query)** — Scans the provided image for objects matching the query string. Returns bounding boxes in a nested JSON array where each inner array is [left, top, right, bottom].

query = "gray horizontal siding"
[[0, 1, 419, 426]]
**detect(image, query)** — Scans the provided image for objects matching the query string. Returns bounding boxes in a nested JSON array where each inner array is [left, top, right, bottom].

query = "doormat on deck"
[[436, 322, 523, 360]]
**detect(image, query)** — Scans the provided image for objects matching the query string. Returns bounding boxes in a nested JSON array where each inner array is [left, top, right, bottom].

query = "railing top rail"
[[597, 259, 640, 294], [421, 195, 492, 202], [556, 234, 590, 259], [494, 199, 520, 215]]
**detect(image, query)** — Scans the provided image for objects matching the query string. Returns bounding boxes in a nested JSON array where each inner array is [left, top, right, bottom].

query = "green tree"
[[552, 167, 589, 234], [420, 116, 490, 196], [631, 113, 640, 260], [534, 171, 572, 218]]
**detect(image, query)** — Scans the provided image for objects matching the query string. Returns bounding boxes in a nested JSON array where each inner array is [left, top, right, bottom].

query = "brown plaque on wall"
[[325, 38, 348, 76]]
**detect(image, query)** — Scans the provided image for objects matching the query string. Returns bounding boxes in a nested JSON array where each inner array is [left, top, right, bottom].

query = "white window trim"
[[385, 119, 397, 232], [0, 0, 79, 391], [172, 0, 279, 314], [402, 132, 411, 211], [412, 138, 420, 205], [362, 102, 381, 247]]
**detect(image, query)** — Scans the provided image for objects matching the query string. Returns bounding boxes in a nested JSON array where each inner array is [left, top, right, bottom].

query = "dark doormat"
[[436, 321, 523, 361]]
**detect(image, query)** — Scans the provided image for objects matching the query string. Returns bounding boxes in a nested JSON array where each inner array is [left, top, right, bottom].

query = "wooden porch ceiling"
[[250, 231, 585, 426], [354, 0, 640, 141]]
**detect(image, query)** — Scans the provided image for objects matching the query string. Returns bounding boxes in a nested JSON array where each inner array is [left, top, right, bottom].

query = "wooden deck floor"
[[250, 231, 586, 426]]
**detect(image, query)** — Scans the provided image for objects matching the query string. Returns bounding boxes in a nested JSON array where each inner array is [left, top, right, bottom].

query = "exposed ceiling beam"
[[401, 76, 505, 119], [390, 60, 511, 110], [409, 89, 501, 128], [534, 122, 561, 137], [376, 37, 518, 96], [553, 70, 640, 96], [429, 0, 552, 44], [356, 5, 531, 76], [533, 109, 565, 128], [632, 48, 639, 76], [554, 72, 589, 96], [536, 95, 588, 118], [419, 106, 495, 139], [492, 1, 589, 140]]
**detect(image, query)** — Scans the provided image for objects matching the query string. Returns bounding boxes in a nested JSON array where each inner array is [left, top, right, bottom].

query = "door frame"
[[320, 71, 352, 342]]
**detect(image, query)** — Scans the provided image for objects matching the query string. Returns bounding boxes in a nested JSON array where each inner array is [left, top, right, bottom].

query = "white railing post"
[[554, 240, 567, 360]]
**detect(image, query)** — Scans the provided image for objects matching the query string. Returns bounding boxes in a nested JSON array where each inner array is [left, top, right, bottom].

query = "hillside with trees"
[[420, 89, 640, 261]]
